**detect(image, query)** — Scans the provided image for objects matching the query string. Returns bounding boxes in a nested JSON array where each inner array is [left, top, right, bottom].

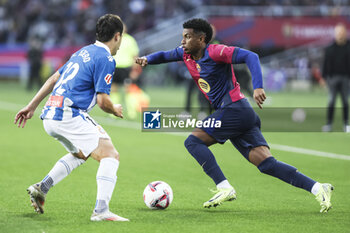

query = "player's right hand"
[[135, 56, 148, 67], [14, 106, 35, 128], [113, 104, 123, 119]]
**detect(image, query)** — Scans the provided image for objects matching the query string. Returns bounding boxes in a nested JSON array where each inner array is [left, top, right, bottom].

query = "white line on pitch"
[[269, 143, 350, 161]]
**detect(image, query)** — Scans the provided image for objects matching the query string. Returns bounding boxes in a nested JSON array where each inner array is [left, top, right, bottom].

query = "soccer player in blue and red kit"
[[136, 18, 333, 213], [15, 14, 128, 221]]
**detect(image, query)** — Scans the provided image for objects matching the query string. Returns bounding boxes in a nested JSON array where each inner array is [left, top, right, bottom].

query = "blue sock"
[[258, 157, 316, 192], [184, 135, 226, 185]]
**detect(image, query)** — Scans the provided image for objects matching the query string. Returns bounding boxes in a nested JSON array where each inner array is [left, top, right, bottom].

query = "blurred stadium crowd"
[[0, 0, 349, 97], [0, 0, 348, 46]]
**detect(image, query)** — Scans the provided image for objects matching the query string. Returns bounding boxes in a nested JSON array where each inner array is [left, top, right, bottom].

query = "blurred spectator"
[[0, 0, 198, 46], [27, 37, 43, 91], [0, 0, 349, 47], [111, 24, 140, 96], [111, 24, 146, 119], [322, 23, 350, 132]]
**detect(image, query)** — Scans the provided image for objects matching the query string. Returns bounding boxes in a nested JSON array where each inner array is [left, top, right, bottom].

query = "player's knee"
[[249, 146, 271, 166], [93, 149, 119, 162], [184, 135, 204, 150], [72, 151, 88, 161], [257, 156, 277, 174], [108, 149, 120, 161]]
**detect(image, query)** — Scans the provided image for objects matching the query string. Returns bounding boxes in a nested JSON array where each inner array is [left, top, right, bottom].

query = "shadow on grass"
[[19, 213, 52, 221]]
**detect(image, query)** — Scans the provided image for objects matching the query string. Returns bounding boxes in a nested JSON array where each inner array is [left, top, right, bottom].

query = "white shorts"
[[43, 113, 110, 157]]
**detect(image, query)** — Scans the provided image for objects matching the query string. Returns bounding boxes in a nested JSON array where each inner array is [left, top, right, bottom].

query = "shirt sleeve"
[[58, 63, 67, 74], [208, 44, 237, 64], [93, 56, 115, 95], [146, 46, 184, 64], [234, 48, 263, 89]]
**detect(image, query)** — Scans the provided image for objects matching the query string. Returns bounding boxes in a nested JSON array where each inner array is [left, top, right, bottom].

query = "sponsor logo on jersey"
[[104, 74, 112, 85], [196, 63, 201, 72], [143, 110, 161, 129], [45, 95, 64, 107], [108, 56, 114, 62], [198, 78, 210, 93]]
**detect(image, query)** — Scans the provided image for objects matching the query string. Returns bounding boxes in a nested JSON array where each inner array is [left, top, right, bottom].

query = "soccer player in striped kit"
[[15, 14, 129, 221], [136, 18, 333, 213]]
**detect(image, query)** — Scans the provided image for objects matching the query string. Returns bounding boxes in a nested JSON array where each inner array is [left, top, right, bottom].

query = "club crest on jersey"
[[198, 78, 210, 93], [196, 63, 201, 72], [104, 74, 112, 85]]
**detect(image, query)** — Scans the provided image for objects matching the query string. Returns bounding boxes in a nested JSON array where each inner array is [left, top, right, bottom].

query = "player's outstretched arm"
[[97, 93, 123, 118], [14, 71, 61, 128], [136, 48, 183, 67]]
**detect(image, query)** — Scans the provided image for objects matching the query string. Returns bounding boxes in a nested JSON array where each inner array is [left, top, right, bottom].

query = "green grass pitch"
[[0, 82, 349, 233]]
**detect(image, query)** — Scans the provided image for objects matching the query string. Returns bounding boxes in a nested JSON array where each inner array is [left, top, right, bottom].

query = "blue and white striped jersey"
[[41, 41, 116, 121]]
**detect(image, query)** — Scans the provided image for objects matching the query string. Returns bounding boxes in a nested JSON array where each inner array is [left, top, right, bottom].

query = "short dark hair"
[[96, 14, 124, 42], [183, 18, 213, 44]]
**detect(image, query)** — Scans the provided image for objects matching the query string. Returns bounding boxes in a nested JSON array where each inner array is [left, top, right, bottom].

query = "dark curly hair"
[[183, 18, 213, 44], [96, 14, 124, 42]]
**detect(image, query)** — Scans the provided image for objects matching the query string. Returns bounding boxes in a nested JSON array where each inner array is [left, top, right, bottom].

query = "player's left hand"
[[14, 106, 35, 128], [253, 88, 266, 109]]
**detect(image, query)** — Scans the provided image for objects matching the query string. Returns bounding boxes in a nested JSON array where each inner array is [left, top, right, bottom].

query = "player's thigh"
[[192, 107, 231, 146], [43, 119, 82, 154], [90, 138, 119, 162], [230, 126, 270, 165], [43, 115, 111, 159], [207, 99, 257, 144]]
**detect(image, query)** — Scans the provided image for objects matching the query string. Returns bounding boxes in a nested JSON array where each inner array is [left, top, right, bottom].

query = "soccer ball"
[[143, 181, 173, 209]]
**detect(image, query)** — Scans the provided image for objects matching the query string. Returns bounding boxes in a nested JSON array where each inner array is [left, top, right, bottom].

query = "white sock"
[[216, 180, 233, 189], [41, 153, 85, 194], [311, 182, 321, 195], [95, 157, 119, 213]]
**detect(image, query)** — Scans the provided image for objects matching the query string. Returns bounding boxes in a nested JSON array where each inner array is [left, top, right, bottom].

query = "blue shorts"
[[200, 98, 269, 160]]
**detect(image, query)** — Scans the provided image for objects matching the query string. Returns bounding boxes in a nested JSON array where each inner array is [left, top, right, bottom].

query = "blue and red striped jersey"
[[146, 44, 263, 109]]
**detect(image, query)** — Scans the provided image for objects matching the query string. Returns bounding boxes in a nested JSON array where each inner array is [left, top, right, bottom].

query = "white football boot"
[[27, 183, 46, 214], [90, 210, 129, 222]]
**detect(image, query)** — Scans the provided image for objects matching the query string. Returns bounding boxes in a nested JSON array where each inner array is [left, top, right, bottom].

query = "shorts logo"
[[198, 78, 210, 93], [143, 110, 161, 129], [104, 74, 112, 85]]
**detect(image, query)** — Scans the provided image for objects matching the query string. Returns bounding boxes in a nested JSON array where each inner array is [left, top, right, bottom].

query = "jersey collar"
[[94, 40, 111, 54]]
